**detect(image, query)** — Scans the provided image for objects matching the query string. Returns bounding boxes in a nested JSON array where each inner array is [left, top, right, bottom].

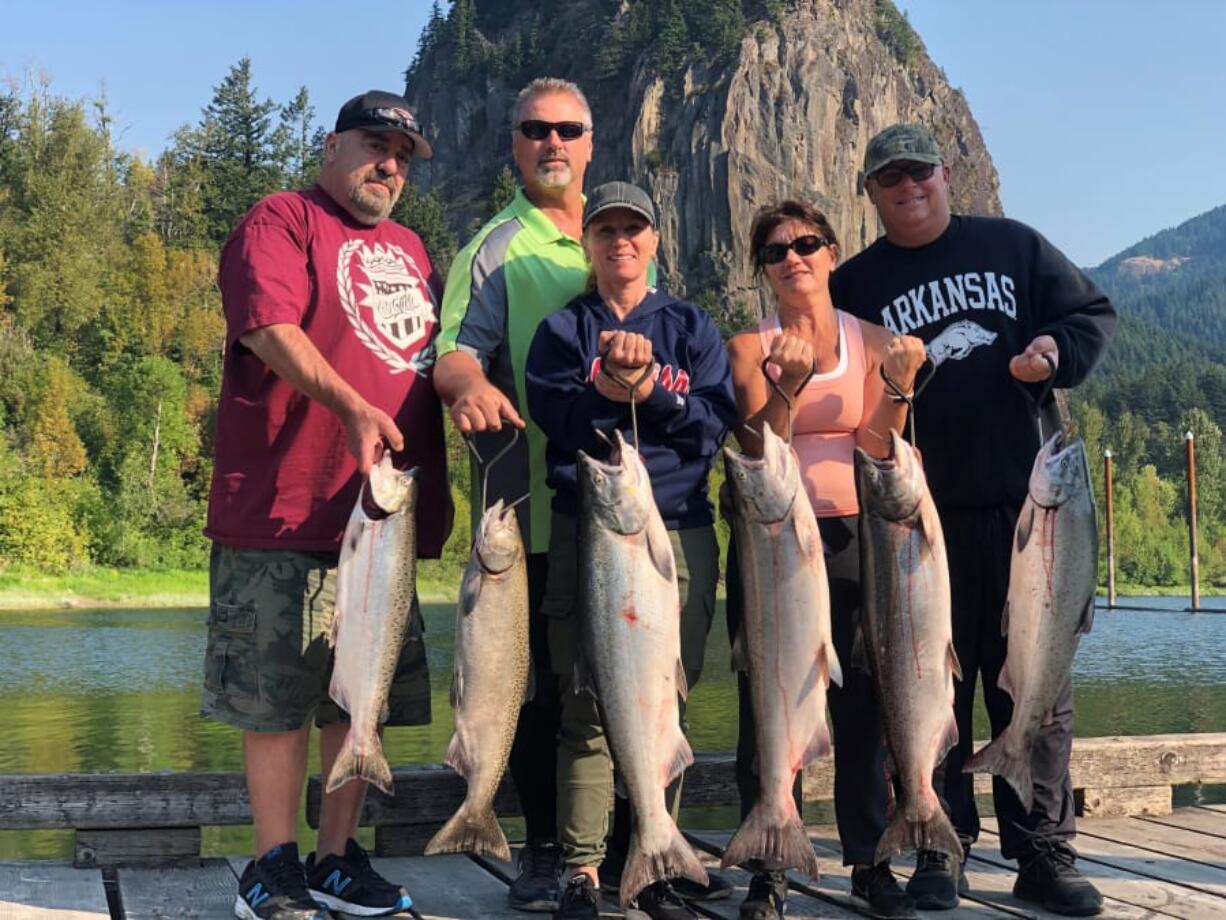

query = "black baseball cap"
[[335, 90, 433, 160], [582, 181, 657, 230]]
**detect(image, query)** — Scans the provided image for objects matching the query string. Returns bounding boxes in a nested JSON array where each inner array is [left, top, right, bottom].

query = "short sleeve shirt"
[[438, 188, 589, 554], [205, 187, 450, 556]]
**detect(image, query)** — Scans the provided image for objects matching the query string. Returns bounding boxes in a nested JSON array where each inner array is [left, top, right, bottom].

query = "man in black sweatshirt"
[[830, 123, 1115, 918]]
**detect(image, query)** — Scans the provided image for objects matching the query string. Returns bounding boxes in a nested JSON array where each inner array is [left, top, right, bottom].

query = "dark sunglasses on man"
[[871, 161, 938, 188], [759, 234, 830, 265], [516, 120, 589, 141]]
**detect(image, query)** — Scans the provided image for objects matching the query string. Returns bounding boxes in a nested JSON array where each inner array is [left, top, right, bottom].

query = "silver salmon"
[[964, 432, 1097, 810], [577, 431, 708, 907], [326, 455, 418, 795], [722, 422, 841, 878], [856, 431, 962, 865], [426, 500, 530, 861]]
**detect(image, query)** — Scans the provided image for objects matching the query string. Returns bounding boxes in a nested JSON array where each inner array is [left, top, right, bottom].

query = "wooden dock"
[[3, 734, 1226, 917], [4, 808, 1226, 918]]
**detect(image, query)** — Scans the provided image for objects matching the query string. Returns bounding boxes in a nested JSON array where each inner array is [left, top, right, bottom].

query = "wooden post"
[[1104, 448, 1116, 609], [1187, 430, 1200, 612]]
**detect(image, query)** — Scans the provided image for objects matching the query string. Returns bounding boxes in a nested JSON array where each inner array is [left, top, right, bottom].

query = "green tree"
[[277, 86, 322, 188], [394, 184, 458, 278], [488, 165, 517, 217]]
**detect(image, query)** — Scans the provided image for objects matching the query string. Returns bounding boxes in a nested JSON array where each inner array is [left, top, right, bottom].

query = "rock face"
[[406, 0, 1001, 320], [1113, 255, 1190, 279]]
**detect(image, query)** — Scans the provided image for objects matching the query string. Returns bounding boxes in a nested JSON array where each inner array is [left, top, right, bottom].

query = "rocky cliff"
[[405, 0, 1001, 321]]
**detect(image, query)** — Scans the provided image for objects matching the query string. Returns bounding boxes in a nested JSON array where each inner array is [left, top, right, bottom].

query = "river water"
[[1, 596, 1223, 858]]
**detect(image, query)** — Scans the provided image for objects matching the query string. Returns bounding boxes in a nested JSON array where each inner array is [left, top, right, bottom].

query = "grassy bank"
[[0, 566, 461, 611], [2, 565, 1222, 612]]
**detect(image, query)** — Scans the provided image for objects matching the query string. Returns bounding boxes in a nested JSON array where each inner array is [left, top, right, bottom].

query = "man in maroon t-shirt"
[[201, 90, 451, 920]]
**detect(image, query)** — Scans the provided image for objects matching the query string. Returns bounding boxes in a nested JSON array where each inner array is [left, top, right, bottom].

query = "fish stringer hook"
[[463, 426, 521, 513], [882, 356, 936, 448], [760, 356, 816, 445], [599, 351, 655, 452]]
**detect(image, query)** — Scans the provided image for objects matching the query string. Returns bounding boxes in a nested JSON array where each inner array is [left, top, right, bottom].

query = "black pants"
[[508, 551, 562, 845], [936, 505, 1076, 860], [726, 516, 890, 867]]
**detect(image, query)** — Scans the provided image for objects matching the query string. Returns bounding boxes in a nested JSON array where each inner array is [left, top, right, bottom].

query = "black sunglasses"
[[871, 162, 938, 188], [516, 120, 589, 141], [759, 234, 830, 265]]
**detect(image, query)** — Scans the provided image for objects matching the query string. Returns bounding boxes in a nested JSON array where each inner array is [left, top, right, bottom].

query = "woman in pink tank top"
[[724, 200, 927, 919]]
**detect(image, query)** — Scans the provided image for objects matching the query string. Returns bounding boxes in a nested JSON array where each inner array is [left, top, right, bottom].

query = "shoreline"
[[0, 566, 1223, 611]]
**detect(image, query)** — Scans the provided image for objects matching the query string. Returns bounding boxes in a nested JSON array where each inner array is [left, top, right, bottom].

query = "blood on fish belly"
[[622, 607, 639, 625]]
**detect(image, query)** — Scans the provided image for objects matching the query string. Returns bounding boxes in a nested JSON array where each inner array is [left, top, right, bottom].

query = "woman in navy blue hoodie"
[[525, 181, 737, 920]]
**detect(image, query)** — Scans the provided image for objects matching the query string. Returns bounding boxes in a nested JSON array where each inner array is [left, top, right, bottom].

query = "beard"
[[347, 170, 400, 223], [534, 161, 573, 190]]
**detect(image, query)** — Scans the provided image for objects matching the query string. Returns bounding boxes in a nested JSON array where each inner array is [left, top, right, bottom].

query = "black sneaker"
[[671, 871, 735, 902], [1013, 840, 1104, 916], [554, 873, 599, 920], [738, 869, 787, 920], [235, 842, 331, 920], [905, 848, 968, 910], [630, 880, 697, 920], [305, 838, 411, 916], [510, 841, 564, 912], [851, 863, 918, 920]]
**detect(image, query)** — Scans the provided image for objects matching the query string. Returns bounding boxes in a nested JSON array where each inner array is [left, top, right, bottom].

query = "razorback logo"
[[926, 320, 998, 366], [587, 357, 690, 393]]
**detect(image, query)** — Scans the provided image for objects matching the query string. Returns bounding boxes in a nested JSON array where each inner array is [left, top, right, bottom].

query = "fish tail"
[[619, 825, 708, 908], [964, 735, 1034, 812], [873, 799, 962, 866], [325, 732, 393, 796], [424, 803, 510, 861], [720, 801, 818, 878]]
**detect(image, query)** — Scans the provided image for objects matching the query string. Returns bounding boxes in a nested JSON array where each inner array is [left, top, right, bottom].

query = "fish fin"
[[947, 641, 963, 683], [573, 642, 596, 696], [379, 700, 390, 724], [792, 507, 822, 561], [620, 823, 709, 907], [614, 773, 628, 799], [646, 519, 676, 583], [721, 799, 818, 878], [442, 731, 471, 779], [802, 722, 832, 765], [450, 668, 463, 708], [1001, 600, 1010, 637], [731, 625, 749, 673], [663, 731, 694, 787], [884, 749, 897, 781], [997, 660, 1016, 701], [675, 657, 690, 701], [523, 663, 536, 704], [873, 794, 961, 866], [1077, 595, 1096, 635], [919, 498, 943, 552], [325, 731, 393, 796], [458, 564, 482, 617], [826, 641, 844, 689], [1015, 501, 1036, 552], [424, 803, 510, 861], [938, 712, 959, 765], [963, 735, 1034, 812]]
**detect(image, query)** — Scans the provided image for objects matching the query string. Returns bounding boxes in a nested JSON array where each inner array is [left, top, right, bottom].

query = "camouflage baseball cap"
[[864, 123, 943, 177]]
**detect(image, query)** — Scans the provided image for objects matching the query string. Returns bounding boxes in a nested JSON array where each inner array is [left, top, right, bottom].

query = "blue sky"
[[3, 1, 1223, 267]]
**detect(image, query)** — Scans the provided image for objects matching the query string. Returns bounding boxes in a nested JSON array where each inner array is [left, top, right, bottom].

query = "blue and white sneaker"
[[305, 838, 413, 916], [235, 842, 332, 920]]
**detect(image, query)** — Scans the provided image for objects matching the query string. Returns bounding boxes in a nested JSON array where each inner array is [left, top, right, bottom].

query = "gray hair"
[[511, 78, 592, 130]]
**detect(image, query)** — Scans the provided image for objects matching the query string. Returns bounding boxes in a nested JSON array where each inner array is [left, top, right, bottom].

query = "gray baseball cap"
[[582, 181, 657, 230], [863, 123, 942, 177]]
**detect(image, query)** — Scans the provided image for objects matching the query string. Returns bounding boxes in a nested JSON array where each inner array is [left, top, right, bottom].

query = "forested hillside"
[[2, 6, 1225, 591]]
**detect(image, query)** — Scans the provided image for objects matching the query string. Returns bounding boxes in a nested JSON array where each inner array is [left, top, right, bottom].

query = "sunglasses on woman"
[[759, 234, 830, 265], [515, 120, 589, 141], [871, 162, 938, 187]]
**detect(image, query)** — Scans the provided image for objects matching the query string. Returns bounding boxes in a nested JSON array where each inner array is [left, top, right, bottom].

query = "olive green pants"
[[543, 512, 718, 868]]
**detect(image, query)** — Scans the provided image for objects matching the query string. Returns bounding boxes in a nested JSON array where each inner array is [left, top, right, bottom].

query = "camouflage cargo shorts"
[[200, 544, 430, 732]]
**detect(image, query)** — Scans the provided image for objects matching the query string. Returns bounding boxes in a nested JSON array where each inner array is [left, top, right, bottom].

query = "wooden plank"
[[0, 862, 109, 919], [118, 858, 237, 920], [76, 827, 201, 868], [1077, 785, 1172, 818], [0, 773, 249, 830], [692, 828, 1018, 919], [375, 822, 448, 857], [1067, 735, 1226, 789], [1139, 809, 1226, 841], [978, 818, 1226, 918], [371, 854, 525, 919], [1079, 817, 1226, 872]]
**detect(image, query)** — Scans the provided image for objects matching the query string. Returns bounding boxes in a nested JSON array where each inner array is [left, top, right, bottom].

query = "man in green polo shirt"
[[435, 76, 592, 914]]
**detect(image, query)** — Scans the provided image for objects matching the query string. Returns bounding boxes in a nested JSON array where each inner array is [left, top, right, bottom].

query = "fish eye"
[[736, 470, 746, 480], [593, 473, 605, 485]]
